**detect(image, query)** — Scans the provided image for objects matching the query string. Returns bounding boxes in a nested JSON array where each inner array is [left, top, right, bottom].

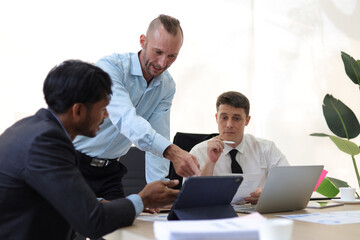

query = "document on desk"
[[228, 173, 261, 203], [278, 211, 360, 225], [154, 213, 264, 240], [137, 213, 168, 222]]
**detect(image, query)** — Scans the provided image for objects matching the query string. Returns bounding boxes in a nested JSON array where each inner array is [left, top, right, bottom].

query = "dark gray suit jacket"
[[0, 109, 136, 239]]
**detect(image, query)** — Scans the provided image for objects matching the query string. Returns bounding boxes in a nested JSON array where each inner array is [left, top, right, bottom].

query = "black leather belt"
[[90, 157, 121, 167]]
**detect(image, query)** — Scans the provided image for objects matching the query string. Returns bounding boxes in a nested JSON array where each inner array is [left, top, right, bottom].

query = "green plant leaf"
[[310, 133, 360, 155], [341, 51, 360, 85], [316, 177, 339, 198], [316, 177, 350, 198], [328, 135, 360, 155], [310, 133, 328, 137], [327, 177, 350, 188], [322, 94, 360, 139]]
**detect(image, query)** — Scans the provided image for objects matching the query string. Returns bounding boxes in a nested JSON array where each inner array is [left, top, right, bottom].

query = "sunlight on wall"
[[1, 0, 360, 189]]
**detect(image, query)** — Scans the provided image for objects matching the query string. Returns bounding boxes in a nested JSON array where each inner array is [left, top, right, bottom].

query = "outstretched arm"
[[138, 180, 180, 208], [164, 144, 200, 177]]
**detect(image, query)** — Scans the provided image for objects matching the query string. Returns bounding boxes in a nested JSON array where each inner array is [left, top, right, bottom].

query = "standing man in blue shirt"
[[73, 14, 200, 200]]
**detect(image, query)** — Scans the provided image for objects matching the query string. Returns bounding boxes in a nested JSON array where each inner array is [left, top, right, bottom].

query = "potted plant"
[[311, 51, 360, 198]]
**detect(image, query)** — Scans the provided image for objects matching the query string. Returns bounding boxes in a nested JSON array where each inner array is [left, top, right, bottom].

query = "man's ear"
[[140, 34, 146, 48], [71, 103, 87, 122], [245, 115, 251, 126], [215, 113, 219, 124]]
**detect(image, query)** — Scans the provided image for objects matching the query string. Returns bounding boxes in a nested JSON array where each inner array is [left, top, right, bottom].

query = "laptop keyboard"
[[232, 204, 257, 213]]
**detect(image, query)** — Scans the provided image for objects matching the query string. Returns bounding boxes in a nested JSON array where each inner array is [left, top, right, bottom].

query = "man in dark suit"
[[0, 60, 179, 240]]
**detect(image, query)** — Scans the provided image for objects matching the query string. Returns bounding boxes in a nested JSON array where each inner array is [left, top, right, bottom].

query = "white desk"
[[104, 203, 360, 240]]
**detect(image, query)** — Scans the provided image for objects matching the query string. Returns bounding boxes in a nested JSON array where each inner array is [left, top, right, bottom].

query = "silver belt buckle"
[[90, 158, 107, 167]]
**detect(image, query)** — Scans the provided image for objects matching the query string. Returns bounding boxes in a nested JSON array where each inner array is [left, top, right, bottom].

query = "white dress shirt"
[[190, 134, 289, 188]]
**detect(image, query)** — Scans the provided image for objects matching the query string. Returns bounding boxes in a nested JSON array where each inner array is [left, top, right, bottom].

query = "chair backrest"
[[121, 146, 147, 196], [167, 132, 219, 189]]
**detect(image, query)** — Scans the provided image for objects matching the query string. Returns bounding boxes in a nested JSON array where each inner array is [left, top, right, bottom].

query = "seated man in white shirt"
[[190, 91, 289, 204]]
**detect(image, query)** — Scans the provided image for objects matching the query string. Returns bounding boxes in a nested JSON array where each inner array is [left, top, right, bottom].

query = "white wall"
[[1, 0, 360, 190]]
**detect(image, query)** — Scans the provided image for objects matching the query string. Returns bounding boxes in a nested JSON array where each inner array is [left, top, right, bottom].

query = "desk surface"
[[104, 203, 360, 240]]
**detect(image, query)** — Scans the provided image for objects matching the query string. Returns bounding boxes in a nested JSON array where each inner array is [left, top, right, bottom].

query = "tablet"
[[167, 176, 243, 220]]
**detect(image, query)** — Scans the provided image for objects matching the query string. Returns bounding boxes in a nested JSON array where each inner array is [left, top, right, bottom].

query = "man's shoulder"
[[159, 70, 176, 87], [243, 134, 286, 160], [12, 110, 71, 149], [96, 52, 133, 68], [190, 139, 209, 153], [244, 134, 276, 147], [99, 52, 133, 61], [5, 109, 58, 134], [0, 109, 72, 170]]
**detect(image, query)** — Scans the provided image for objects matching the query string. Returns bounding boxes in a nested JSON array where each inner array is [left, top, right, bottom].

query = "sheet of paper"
[[154, 213, 264, 240], [227, 173, 261, 203], [278, 211, 360, 225], [137, 213, 168, 222]]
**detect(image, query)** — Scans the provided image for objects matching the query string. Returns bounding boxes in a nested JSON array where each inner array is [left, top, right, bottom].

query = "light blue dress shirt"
[[127, 194, 144, 217], [73, 52, 175, 183]]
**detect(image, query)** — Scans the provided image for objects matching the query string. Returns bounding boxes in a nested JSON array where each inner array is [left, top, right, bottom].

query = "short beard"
[[142, 48, 155, 79], [145, 60, 156, 79]]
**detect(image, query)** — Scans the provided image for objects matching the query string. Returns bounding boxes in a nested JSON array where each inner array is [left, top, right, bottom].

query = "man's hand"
[[143, 208, 160, 214], [244, 188, 262, 205], [164, 144, 200, 177], [207, 136, 224, 163], [138, 180, 180, 209]]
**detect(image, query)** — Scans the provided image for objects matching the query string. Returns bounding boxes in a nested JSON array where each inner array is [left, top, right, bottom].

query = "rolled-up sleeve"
[[96, 56, 172, 158]]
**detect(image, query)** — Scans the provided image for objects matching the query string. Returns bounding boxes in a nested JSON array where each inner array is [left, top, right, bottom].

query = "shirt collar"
[[46, 108, 72, 141], [130, 52, 143, 76], [237, 137, 246, 154], [130, 51, 163, 88], [223, 136, 246, 155]]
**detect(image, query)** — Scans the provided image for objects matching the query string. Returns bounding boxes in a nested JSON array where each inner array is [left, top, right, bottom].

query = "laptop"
[[233, 165, 324, 214]]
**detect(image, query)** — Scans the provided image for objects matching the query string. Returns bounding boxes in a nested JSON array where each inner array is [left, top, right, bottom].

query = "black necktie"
[[229, 149, 243, 173]]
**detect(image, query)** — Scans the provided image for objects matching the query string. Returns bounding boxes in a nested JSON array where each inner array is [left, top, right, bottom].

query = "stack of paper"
[[154, 213, 264, 240], [229, 173, 261, 203]]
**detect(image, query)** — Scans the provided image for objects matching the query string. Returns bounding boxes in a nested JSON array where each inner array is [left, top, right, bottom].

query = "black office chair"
[[121, 146, 147, 196], [167, 132, 219, 189]]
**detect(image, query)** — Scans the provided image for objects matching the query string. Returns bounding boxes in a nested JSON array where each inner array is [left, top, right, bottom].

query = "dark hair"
[[43, 60, 112, 113], [216, 91, 250, 116], [147, 14, 183, 40]]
